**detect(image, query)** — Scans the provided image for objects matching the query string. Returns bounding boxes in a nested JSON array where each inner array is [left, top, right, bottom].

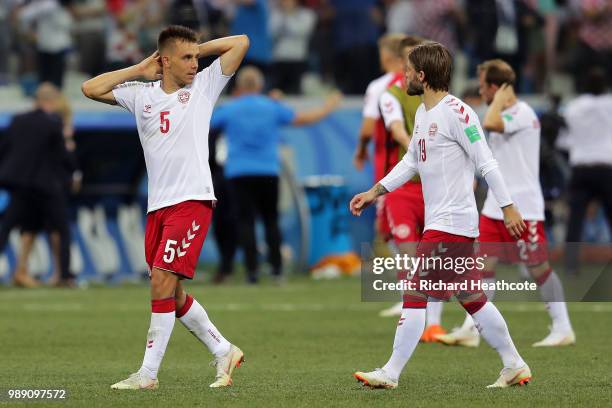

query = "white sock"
[[538, 270, 572, 333], [470, 302, 525, 369], [178, 296, 231, 357], [139, 311, 175, 379], [425, 300, 443, 326], [460, 277, 495, 331], [460, 312, 476, 331], [382, 308, 426, 380], [483, 277, 496, 301]]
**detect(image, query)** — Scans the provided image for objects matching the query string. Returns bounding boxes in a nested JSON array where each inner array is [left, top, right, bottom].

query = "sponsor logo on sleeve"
[[464, 125, 481, 143]]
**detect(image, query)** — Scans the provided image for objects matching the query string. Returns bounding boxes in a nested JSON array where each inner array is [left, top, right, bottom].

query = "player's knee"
[[150, 268, 178, 295], [527, 261, 550, 276]]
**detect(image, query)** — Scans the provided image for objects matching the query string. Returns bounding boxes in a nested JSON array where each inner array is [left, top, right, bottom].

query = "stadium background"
[[0, 1, 611, 407], [1, 0, 609, 283]]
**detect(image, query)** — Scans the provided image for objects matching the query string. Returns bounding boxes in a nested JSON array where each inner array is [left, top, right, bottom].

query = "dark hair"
[[584, 66, 607, 95], [408, 42, 452, 92], [477, 59, 516, 87], [158, 25, 198, 51]]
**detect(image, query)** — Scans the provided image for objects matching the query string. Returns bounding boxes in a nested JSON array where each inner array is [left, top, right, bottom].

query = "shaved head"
[[236, 66, 265, 93]]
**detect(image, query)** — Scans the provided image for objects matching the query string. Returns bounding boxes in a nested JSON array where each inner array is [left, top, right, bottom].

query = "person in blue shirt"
[[230, 0, 272, 75], [211, 66, 340, 283]]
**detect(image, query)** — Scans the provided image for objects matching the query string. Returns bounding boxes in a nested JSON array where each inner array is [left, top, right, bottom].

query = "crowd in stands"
[[1, 0, 611, 95]]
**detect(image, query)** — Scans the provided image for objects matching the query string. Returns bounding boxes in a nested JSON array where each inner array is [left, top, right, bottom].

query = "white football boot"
[[110, 371, 159, 390], [354, 368, 398, 389], [209, 344, 245, 388], [532, 328, 576, 347], [487, 364, 532, 388]]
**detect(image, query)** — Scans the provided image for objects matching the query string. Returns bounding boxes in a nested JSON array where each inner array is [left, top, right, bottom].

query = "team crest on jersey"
[[178, 90, 190, 104], [143, 104, 152, 113], [428, 123, 438, 138]]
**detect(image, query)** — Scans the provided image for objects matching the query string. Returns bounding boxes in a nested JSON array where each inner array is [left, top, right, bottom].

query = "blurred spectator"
[[410, 0, 464, 54], [384, 0, 416, 35], [210, 66, 341, 283], [307, 0, 335, 85], [571, 0, 612, 92], [105, 0, 144, 70], [230, 0, 272, 75], [0, 83, 76, 287], [169, 0, 200, 31], [270, 0, 316, 94], [72, 0, 107, 77], [562, 67, 612, 274], [330, 0, 382, 94], [18, 0, 75, 88], [208, 128, 238, 284], [466, 0, 542, 90]]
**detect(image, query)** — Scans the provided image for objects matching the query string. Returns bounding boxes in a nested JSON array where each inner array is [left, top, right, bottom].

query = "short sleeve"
[[112, 81, 146, 114], [194, 58, 233, 104], [501, 104, 533, 135], [379, 91, 404, 129], [362, 81, 381, 119], [275, 101, 296, 125]]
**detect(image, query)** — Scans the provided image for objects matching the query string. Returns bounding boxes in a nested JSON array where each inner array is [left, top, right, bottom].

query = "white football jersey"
[[482, 101, 544, 221], [112, 58, 232, 213], [362, 73, 394, 119], [379, 90, 404, 128], [564, 94, 612, 167], [381, 95, 510, 238]]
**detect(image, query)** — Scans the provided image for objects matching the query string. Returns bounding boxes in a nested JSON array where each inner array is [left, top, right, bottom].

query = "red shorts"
[[404, 230, 482, 301], [377, 182, 425, 243], [145, 200, 213, 279], [478, 215, 548, 266]]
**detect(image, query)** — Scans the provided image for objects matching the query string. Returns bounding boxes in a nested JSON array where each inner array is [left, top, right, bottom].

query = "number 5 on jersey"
[[160, 111, 170, 134]]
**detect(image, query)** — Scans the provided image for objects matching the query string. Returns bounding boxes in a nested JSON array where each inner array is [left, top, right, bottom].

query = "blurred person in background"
[[210, 66, 341, 284], [229, 0, 272, 79], [571, 0, 612, 92], [104, 0, 145, 70], [72, 0, 107, 77], [329, 0, 383, 94], [0, 83, 75, 288], [18, 0, 75, 88], [208, 128, 238, 284], [563, 66, 612, 275], [270, 0, 316, 94]]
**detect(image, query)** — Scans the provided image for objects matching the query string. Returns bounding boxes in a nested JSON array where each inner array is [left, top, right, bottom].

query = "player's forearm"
[[483, 166, 513, 208], [483, 99, 505, 132], [379, 156, 417, 193], [81, 65, 142, 100], [198, 35, 250, 58], [390, 121, 410, 149]]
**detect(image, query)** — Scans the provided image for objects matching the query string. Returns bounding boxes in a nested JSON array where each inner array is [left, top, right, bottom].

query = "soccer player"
[[81, 26, 249, 389], [349, 42, 531, 389], [437, 59, 575, 348], [375, 36, 447, 342]]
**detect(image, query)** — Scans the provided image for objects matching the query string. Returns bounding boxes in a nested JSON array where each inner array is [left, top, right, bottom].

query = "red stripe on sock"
[[151, 297, 175, 313], [176, 294, 194, 318], [403, 294, 427, 309], [535, 268, 553, 286], [462, 294, 487, 315]]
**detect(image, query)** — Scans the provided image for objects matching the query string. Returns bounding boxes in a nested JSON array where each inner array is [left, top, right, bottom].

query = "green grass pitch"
[[0, 275, 611, 407]]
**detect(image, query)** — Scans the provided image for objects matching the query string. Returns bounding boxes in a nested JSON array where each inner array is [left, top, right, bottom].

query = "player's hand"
[[502, 204, 526, 239], [324, 91, 343, 112], [353, 147, 369, 170], [493, 83, 514, 105], [350, 190, 377, 216], [138, 51, 162, 81]]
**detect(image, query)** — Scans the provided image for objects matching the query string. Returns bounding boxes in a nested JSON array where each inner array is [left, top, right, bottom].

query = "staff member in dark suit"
[[0, 83, 75, 287]]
